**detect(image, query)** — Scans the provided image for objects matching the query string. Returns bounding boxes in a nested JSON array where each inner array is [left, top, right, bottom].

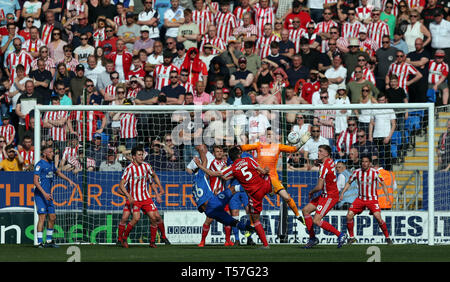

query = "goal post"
[[33, 103, 437, 246]]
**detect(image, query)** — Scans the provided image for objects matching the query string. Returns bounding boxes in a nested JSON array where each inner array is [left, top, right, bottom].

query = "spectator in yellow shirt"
[[0, 144, 24, 171]]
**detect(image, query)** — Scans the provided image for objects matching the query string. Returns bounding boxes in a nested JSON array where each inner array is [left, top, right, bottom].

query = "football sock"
[[347, 219, 354, 238], [123, 223, 134, 239], [118, 223, 126, 241], [286, 198, 300, 217], [379, 221, 390, 238], [37, 232, 43, 244], [304, 214, 315, 238], [158, 222, 167, 239], [201, 224, 210, 243], [319, 220, 340, 236], [150, 225, 158, 243], [254, 221, 268, 247], [46, 229, 53, 243], [232, 216, 240, 242], [225, 226, 232, 242]]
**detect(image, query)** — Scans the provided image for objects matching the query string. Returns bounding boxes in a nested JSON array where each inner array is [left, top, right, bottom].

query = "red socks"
[[201, 224, 210, 243], [225, 226, 231, 242], [347, 219, 354, 238], [158, 222, 167, 239], [254, 221, 268, 247], [319, 220, 340, 236], [150, 225, 158, 243], [304, 214, 315, 238], [379, 221, 390, 238], [118, 223, 126, 241], [123, 223, 134, 239]]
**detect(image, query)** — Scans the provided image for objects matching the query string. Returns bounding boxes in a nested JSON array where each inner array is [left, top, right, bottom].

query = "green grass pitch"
[[1, 244, 450, 262]]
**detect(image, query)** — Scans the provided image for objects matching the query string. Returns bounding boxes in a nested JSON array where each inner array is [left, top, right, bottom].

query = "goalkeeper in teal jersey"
[[34, 145, 76, 248]]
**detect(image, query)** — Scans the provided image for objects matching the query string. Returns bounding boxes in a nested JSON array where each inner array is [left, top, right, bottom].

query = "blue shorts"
[[34, 192, 55, 214], [205, 189, 235, 226], [229, 190, 249, 210]]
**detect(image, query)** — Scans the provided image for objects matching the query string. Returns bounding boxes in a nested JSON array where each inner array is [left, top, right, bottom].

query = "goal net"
[[33, 103, 442, 246]]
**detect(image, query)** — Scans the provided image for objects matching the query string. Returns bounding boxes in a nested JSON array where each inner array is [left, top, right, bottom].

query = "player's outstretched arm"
[[56, 169, 76, 187], [193, 157, 223, 177]]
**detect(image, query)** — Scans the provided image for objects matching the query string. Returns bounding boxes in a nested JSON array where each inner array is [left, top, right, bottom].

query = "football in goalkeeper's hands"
[[287, 131, 301, 144]]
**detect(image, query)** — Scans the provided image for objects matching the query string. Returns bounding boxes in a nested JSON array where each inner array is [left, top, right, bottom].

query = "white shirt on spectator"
[[303, 136, 330, 160], [371, 108, 396, 138], [325, 65, 347, 93]]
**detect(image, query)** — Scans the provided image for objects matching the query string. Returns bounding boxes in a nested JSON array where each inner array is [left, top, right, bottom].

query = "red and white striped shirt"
[[349, 167, 384, 201], [367, 20, 390, 48], [387, 62, 418, 92], [350, 67, 376, 85], [19, 148, 34, 169], [314, 109, 335, 139], [356, 6, 372, 21], [180, 81, 195, 95], [120, 113, 137, 139], [114, 14, 126, 27], [254, 6, 276, 37], [342, 21, 363, 38], [127, 87, 141, 99], [5, 50, 33, 82], [153, 64, 179, 90], [31, 57, 56, 72], [104, 84, 117, 103], [0, 124, 15, 145], [200, 35, 227, 54], [336, 128, 358, 155], [289, 28, 307, 53], [70, 111, 105, 142], [122, 162, 154, 202], [358, 38, 379, 57], [41, 24, 55, 46], [233, 6, 254, 26], [68, 156, 96, 170], [256, 34, 280, 59], [192, 9, 215, 35], [208, 158, 226, 193], [43, 110, 69, 141], [62, 146, 79, 162], [93, 28, 106, 48], [314, 20, 338, 35], [23, 39, 45, 54], [319, 158, 339, 198], [428, 59, 449, 85], [215, 11, 237, 43]]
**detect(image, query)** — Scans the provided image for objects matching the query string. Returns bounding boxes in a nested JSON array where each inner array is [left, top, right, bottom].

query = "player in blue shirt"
[[227, 149, 256, 246], [34, 145, 76, 248], [191, 146, 254, 246]]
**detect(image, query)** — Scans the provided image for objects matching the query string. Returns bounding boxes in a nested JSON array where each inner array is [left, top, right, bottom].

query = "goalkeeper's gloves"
[[295, 132, 311, 149]]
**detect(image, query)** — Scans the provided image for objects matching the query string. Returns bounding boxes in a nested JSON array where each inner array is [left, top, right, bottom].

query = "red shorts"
[[349, 198, 381, 215], [310, 195, 339, 217], [247, 177, 272, 214], [124, 198, 158, 214]]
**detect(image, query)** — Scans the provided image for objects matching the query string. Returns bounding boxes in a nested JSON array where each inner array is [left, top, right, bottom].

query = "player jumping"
[[302, 145, 347, 249], [191, 146, 255, 245], [34, 145, 77, 248], [195, 146, 274, 249], [340, 155, 392, 245], [240, 129, 309, 224]]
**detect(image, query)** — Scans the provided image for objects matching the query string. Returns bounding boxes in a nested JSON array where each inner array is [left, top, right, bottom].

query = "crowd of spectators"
[[0, 0, 449, 173]]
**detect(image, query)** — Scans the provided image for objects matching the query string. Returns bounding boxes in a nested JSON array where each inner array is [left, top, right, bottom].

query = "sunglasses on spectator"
[[357, 135, 365, 138], [117, 91, 125, 94], [312, 130, 320, 133], [348, 123, 356, 126], [320, 96, 328, 99], [362, 89, 370, 92], [170, 76, 178, 78], [86, 84, 94, 87]]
